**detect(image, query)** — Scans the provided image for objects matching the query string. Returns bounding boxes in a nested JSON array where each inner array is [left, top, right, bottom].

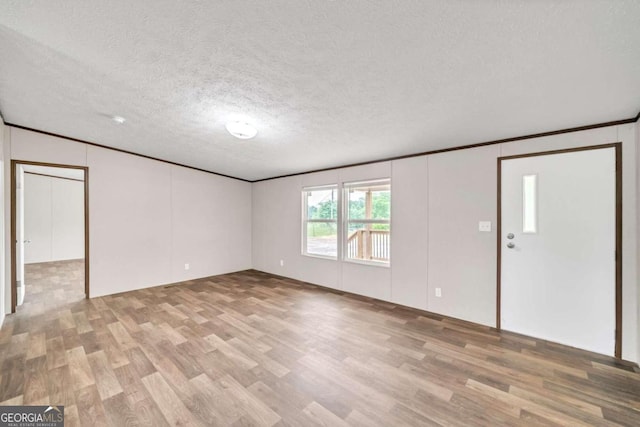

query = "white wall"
[[52, 177, 84, 261], [0, 117, 5, 327], [23, 173, 84, 264], [4, 127, 252, 301], [427, 145, 499, 326], [252, 123, 639, 363], [637, 120, 640, 362], [391, 156, 428, 310], [170, 166, 252, 283]]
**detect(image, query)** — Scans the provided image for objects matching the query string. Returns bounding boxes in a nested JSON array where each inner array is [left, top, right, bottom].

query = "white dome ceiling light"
[[111, 115, 126, 124], [225, 121, 257, 139]]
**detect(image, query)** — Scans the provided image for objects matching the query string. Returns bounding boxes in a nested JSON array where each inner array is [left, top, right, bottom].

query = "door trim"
[[10, 160, 90, 313], [496, 142, 622, 358]]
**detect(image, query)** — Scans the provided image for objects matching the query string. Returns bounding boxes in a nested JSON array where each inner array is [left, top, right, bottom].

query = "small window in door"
[[522, 174, 537, 233]]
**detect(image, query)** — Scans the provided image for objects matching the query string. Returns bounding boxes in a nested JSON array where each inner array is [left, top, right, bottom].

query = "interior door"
[[500, 147, 617, 356]]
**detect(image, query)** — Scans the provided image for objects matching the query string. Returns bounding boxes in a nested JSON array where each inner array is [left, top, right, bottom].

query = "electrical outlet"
[[479, 221, 492, 232], [184, 263, 190, 270], [435, 287, 442, 297], [280, 259, 284, 267]]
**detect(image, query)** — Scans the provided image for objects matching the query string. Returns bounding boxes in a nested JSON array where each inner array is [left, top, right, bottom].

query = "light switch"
[[479, 221, 492, 232]]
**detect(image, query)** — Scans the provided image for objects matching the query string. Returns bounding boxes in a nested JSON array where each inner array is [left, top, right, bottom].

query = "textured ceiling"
[[0, 1, 639, 181]]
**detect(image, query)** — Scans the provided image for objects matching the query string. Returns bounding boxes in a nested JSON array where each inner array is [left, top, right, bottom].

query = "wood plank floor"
[[1, 268, 639, 426], [20, 259, 86, 315]]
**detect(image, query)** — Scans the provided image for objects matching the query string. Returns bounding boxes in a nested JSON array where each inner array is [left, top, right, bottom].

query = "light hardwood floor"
[[1, 267, 639, 426]]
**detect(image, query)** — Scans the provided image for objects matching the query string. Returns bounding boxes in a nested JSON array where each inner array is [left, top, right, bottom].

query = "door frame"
[[10, 160, 90, 313], [496, 142, 622, 358]]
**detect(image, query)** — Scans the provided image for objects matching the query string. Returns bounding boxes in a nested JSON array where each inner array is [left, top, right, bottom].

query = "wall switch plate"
[[280, 259, 284, 267], [184, 263, 190, 270], [435, 288, 442, 297], [478, 221, 492, 232]]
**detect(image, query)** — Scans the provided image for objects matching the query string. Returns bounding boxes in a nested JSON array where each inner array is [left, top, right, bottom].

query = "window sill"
[[343, 258, 390, 268], [302, 253, 338, 261]]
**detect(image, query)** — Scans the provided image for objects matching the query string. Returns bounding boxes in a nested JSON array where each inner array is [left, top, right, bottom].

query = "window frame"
[[301, 184, 339, 259], [342, 178, 391, 267]]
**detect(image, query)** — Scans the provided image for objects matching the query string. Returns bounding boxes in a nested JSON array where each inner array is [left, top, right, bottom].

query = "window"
[[302, 185, 338, 258], [344, 179, 390, 264], [302, 179, 391, 265]]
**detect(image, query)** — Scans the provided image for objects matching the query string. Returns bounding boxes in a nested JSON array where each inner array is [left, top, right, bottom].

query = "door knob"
[[507, 233, 515, 239], [23, 240, 31, 243], [507, 242, 515, 249]]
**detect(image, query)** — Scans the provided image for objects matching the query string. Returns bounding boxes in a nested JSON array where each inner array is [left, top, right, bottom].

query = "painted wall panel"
[[23, 174, 84, 264], [171, 165, 252, 282], [2, 124, 8, 320], [23, 174, 52, 263], [637, 121, 640, 362], [499, 126, 618, 157], [342, 261, 391, 300], [11, 127, 87, 166], [300, 170, 340, 188], [339, 162, 391, 184], [88, 146, 173, 297], [251, 181, 267, 272], [252, 177, 304, 280], [616, 123, 638, 363], [51, 178, 84, 261], [427, 145, 500, 326], [0, 118, 5, 326], [390, 156, 428, 310]]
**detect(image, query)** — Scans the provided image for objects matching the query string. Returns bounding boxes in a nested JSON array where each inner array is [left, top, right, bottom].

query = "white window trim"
[[344, 257, 391, 268], [301, 185, 339, 259], [301, 178, 391, 267], [342, 178, 390, 189]]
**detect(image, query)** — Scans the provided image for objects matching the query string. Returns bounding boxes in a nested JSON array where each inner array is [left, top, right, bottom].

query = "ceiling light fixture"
[[225, 121, 257, 139], [111, 115, 126, 124]]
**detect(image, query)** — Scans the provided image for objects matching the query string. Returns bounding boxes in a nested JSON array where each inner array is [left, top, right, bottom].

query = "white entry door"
[[500, 147, 617, 356]]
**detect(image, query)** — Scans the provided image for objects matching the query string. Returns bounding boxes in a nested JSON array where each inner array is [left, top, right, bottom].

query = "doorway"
[[11, 160, 89, 313], [497, 143, 621, 357]]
